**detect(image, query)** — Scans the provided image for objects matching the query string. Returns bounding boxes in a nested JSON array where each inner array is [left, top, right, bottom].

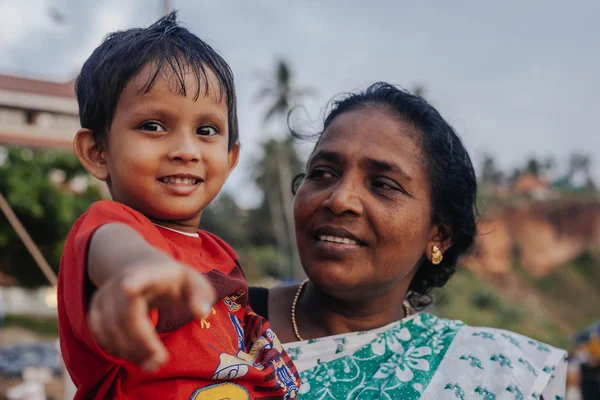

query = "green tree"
[[251, 138, 304, 278], [254, 59, 314, 278], [480, 153, 504, 185], [255, 59, 315, 126], [567, 153, 596, 193], [0, 147, 101, 287], [199, 192, 253, 249], [526, 157, 541, 177], [199, 192, 284, 281], [568, 152, 591, 181], [412, 85, 426, 98], [542, 156, 556, 177]]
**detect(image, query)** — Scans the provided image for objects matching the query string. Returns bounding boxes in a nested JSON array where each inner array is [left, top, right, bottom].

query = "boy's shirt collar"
[[153, 223, 200, 238]]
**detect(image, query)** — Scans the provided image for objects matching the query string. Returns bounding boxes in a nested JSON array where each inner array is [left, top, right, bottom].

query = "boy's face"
[[101, 64, 238, 232]]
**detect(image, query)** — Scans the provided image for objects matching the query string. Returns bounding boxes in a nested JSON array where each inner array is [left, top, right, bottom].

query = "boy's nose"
[[167, 137, 201, 163]]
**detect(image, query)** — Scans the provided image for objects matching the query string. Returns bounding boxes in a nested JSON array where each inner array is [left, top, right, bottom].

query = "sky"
[[1, 0, 598, 207]]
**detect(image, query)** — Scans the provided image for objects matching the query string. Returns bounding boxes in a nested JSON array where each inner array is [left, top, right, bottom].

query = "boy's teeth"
[[162, 177, 196, 184], [318, 235, 357, 245]]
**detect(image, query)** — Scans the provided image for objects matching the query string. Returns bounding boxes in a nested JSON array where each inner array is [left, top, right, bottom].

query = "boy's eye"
[[139, 122, 166, 132], [197, 126, 219, 136]]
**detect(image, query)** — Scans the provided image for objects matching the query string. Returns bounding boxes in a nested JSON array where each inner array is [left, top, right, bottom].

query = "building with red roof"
[[0, 73, 78, 150]]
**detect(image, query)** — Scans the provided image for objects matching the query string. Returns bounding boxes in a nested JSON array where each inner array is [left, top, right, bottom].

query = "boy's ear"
[[73, 129, 109, 181], [226, 142, 240, 177]]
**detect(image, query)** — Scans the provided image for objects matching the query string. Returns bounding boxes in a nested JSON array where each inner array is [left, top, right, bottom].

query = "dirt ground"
[[0, 326, 64, 400]]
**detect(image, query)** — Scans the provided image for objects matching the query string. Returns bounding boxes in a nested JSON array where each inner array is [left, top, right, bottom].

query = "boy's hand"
[[88, 261, 216, 373]]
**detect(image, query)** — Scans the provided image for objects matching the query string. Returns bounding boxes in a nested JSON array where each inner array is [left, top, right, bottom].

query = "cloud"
[[0, 0, 55, 73], [0, 0, 598, 206]]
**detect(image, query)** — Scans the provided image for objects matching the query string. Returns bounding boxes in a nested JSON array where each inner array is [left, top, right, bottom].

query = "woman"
[[250, 83, 566, 399]]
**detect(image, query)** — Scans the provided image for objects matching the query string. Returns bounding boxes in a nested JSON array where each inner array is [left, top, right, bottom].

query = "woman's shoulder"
[[413, 314, 567, 398], [425, 314, 567, 370], [456, 320, 563, 353], [425, 314, 565, 352]]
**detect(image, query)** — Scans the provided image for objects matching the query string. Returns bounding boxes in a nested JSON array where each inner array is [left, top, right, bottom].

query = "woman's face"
[[293, 107, 440, 299]]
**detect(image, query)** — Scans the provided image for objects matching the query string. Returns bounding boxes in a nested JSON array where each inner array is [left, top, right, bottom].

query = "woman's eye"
[[372, 178, 402, 192], [197, 126, 219, 136], [307, 167, 336, 180], [139, 122, 165, 132]]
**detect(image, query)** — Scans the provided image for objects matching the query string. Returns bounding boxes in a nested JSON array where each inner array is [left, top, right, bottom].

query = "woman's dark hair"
[[76, 11, 238, 149], [292, 82, 478, 310]]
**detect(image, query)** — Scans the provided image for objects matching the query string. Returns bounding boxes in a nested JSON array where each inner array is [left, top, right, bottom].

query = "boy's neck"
[[148, 218, 200, 234], [107, 198, 201, 234], [153, 223, 200, 237]]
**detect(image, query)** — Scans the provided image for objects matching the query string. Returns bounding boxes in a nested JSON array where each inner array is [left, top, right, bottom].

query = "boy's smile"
[[96, 64, 239, 232], [157, 173, 204, 196]]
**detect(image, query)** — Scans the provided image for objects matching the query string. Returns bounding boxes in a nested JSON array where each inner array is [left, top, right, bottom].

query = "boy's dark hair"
[[76, 11, 238, 149]]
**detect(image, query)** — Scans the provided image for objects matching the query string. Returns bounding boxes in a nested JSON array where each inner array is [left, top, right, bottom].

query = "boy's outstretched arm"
[[86, 223, 216, 373]]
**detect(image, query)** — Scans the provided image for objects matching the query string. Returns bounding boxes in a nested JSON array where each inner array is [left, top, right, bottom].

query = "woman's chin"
[[305, 262, 365, 292]]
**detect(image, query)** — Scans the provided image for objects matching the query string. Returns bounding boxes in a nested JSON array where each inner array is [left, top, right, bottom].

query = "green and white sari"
[[283, 313, 566, 400]]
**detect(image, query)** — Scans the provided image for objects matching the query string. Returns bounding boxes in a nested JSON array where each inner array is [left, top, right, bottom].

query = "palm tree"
[[568, 153, 591, 181], [253, 140, 292, 276], [255, 59, 315, 127], [255, 59, 314, 279], [480, 153, 504, 186], [412, 85, 426, 98]]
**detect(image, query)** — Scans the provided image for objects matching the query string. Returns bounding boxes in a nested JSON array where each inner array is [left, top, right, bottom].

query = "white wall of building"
[[0, 286, 56, 317]]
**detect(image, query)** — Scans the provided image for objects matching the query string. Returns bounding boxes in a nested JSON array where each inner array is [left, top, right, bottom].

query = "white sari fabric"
[[283, 313, 567, 400]]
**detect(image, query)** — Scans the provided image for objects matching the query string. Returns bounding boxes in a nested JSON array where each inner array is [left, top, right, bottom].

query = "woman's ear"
[[426, 224, 453, 263], [73, 129, 109, 181], [292, 173, 306, 195]]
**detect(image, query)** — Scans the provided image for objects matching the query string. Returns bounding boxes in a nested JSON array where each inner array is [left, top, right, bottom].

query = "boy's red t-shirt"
[[58, 200, 299, 399]]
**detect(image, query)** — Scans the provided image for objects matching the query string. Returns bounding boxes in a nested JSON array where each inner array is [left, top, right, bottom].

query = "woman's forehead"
[[314, 108, 425, 168]]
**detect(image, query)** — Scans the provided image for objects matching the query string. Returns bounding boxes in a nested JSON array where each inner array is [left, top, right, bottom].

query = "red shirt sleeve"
[[59, 200, 164, 363], [200, 231, 239, 263]]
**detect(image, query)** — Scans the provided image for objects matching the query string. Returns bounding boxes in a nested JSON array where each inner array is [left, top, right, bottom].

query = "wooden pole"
[[0, 191, 57, 286], [163, 0, 172, 15]]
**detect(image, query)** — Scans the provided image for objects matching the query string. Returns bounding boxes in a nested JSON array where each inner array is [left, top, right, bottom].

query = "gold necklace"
[[291, 278, 412, 341]]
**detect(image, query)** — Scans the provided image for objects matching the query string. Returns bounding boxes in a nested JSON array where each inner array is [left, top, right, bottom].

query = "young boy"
[[58, 12, 299, 400]]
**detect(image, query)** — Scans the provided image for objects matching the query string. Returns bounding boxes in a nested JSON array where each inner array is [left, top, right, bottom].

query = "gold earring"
[[431, 245, 443, 265]]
